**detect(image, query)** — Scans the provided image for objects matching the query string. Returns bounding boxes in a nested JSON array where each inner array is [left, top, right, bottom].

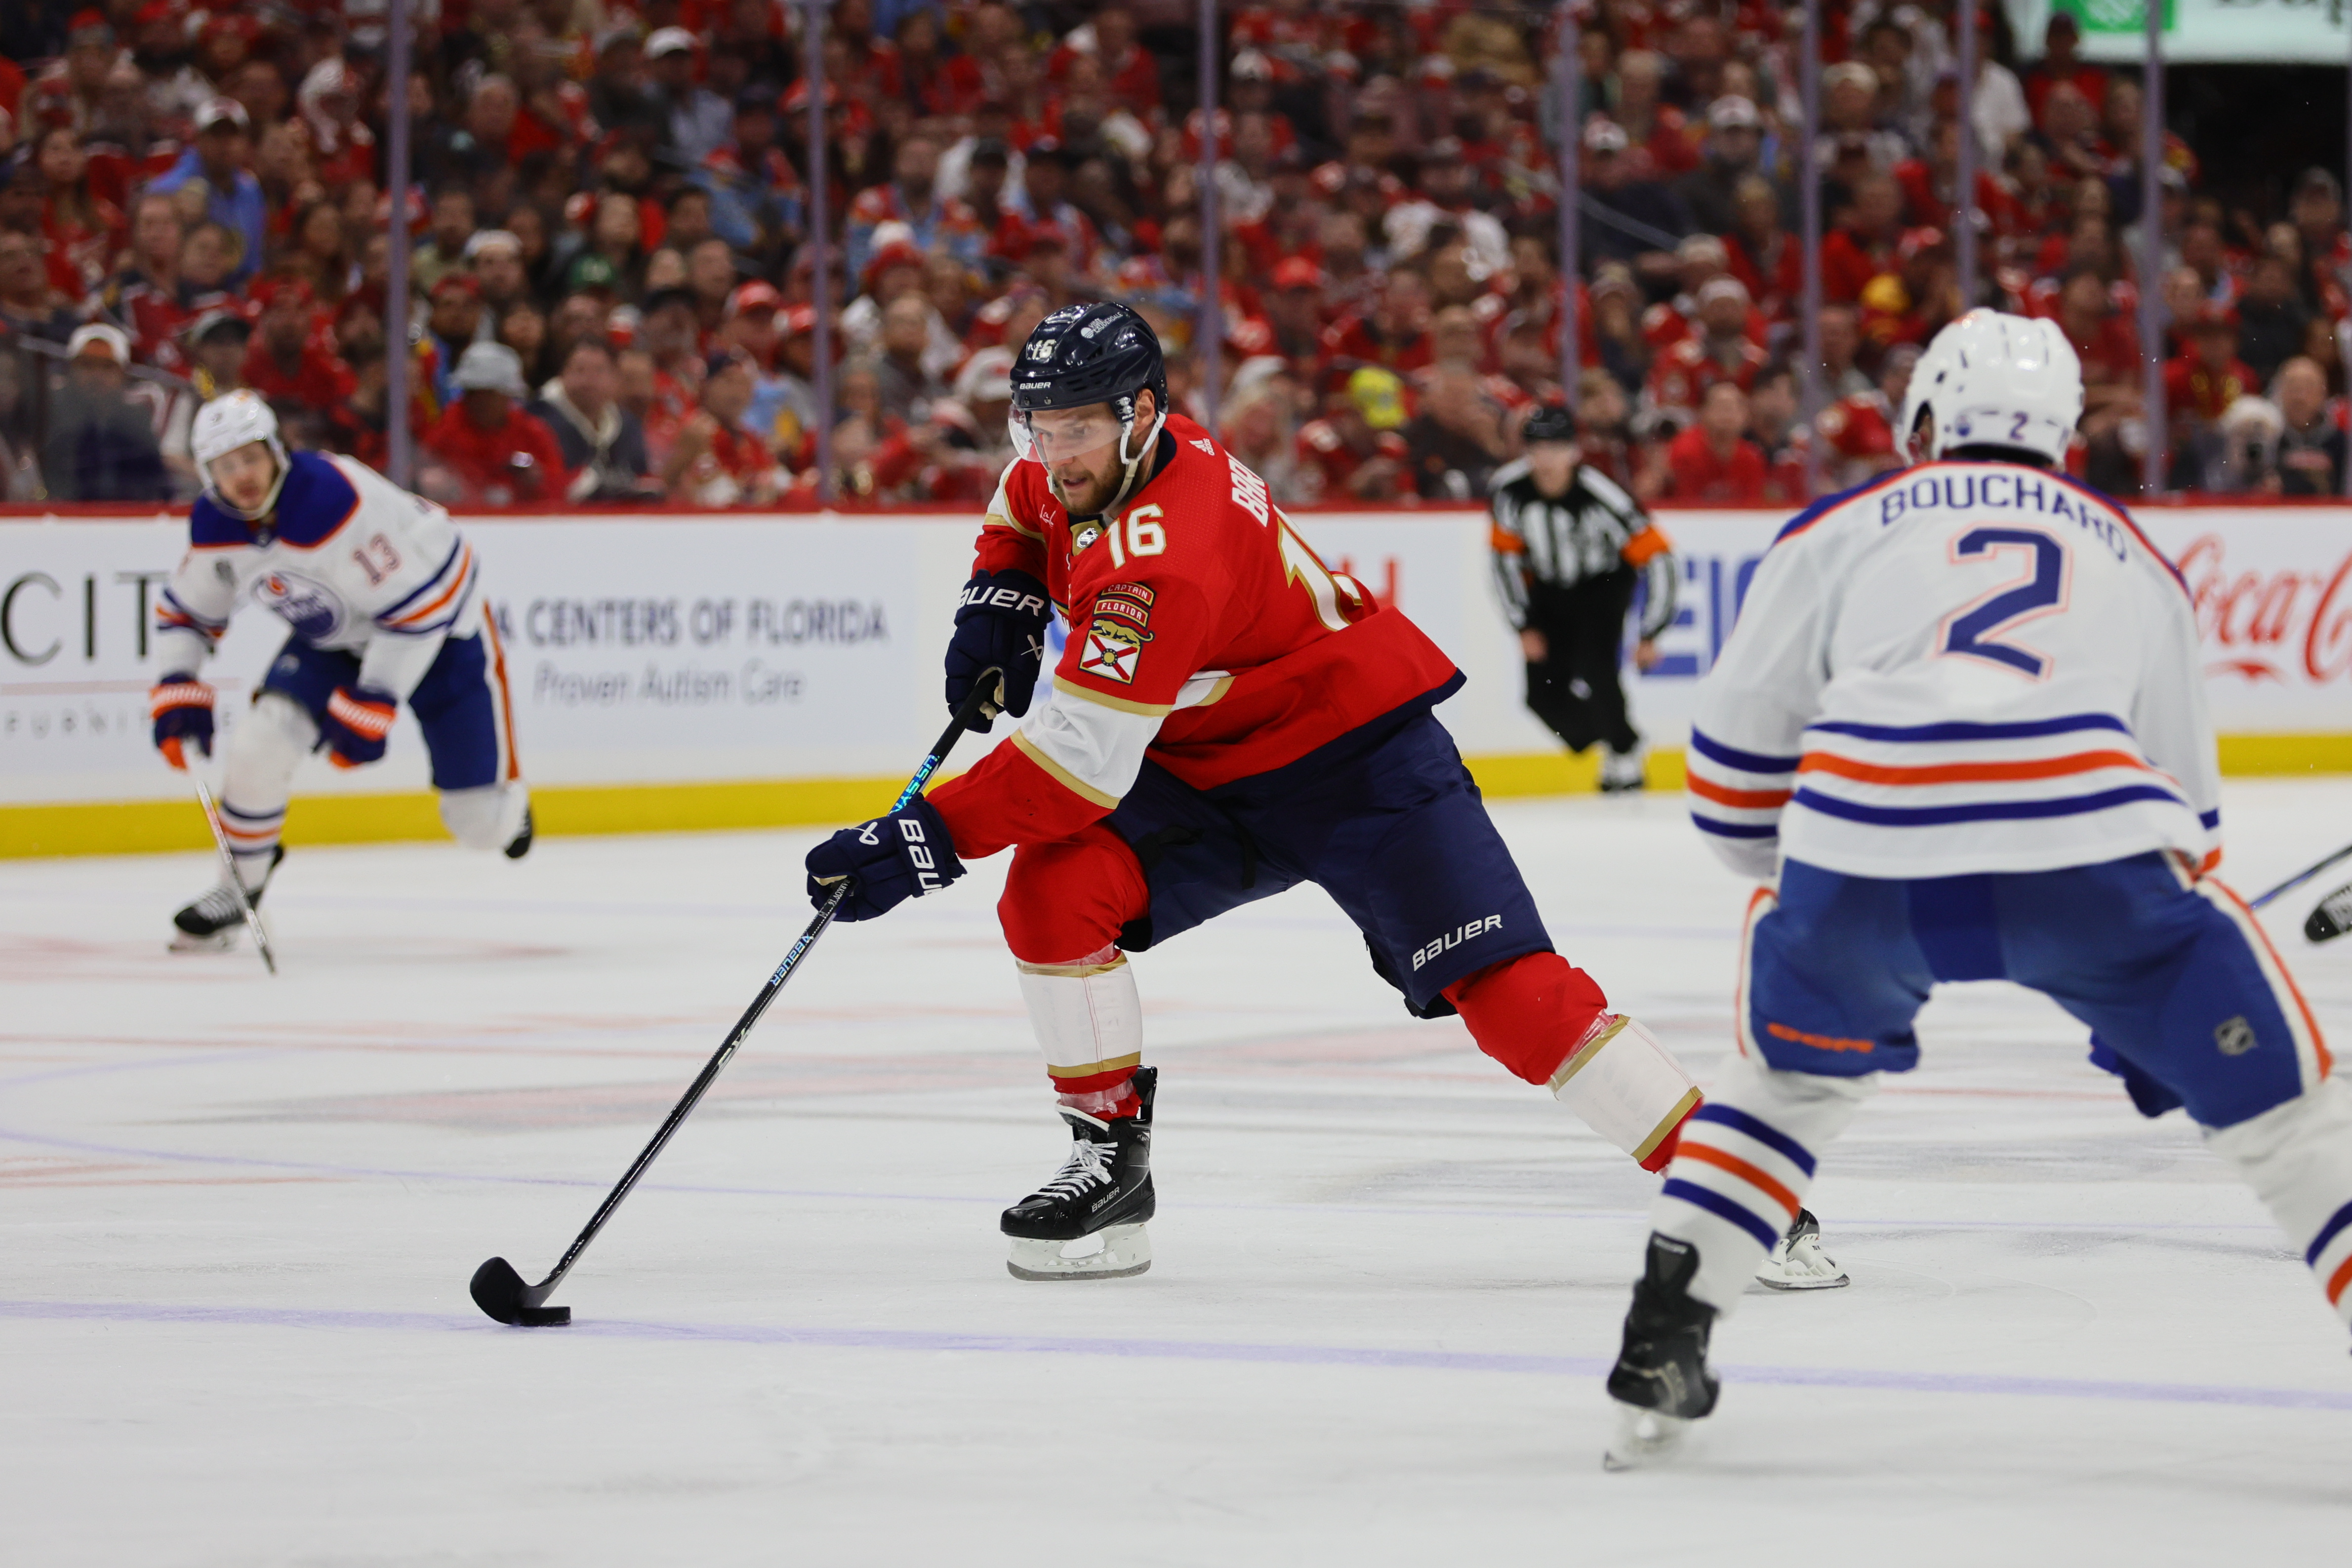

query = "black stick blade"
[[471, 1256, 528, 1324], [471, 1257, 574, 1326]]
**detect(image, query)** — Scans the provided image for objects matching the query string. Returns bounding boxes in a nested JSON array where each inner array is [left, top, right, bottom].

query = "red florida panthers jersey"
[[930, 414, 1460, 858]]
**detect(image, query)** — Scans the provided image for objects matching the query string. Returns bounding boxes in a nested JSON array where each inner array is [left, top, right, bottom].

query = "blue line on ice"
[[1, 1297, 2346, 1413]]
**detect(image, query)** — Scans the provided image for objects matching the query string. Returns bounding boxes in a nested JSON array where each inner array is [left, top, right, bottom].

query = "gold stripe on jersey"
[[1010, 730, 1124, 809], [1058, 683, 1175, 719]]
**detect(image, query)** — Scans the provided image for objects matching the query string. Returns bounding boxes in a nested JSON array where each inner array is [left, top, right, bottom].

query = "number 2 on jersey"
[[1937, 526, 2068, 680]]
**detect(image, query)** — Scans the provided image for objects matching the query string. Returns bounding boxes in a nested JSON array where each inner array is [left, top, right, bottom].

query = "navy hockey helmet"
[[1523, 402, 1578, 444], [1009, 301, 1172, 513], [1010, 303, 1168, 448]]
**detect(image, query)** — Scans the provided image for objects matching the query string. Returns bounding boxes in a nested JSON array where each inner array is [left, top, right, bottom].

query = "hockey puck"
[[517, 1303, 572, 1327]]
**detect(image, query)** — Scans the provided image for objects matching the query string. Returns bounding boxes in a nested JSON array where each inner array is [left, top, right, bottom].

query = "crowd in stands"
[[0, 0, 2346, 507]]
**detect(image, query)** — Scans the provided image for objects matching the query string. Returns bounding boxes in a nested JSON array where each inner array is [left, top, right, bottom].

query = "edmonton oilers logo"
[[254, 570, 344, 640]]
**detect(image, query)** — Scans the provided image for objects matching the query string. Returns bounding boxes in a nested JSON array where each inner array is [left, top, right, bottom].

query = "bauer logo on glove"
[[806, 797, 966, 921]]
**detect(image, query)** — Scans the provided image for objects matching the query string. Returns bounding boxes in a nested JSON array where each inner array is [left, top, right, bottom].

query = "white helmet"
[[191, 389, 290, 518], [1898, 309, 2084, 468]]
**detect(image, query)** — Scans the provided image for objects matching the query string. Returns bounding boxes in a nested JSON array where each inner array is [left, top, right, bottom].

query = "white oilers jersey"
[[1687, 461, 2221, 882], [155, 451, 484, 701]]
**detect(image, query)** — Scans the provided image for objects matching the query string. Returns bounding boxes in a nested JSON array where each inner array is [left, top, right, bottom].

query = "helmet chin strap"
[[1100, 406, 1169, 518]]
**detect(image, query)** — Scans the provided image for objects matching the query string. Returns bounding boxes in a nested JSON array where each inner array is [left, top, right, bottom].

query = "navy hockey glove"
[[945, 568, 1052, 725], [322, 685, 398, 769], [804, 796, 966, 921], [149, 675, 215, 769]]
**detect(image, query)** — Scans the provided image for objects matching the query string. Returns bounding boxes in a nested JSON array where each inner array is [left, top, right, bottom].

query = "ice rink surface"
[[9, 782, 2352, 1565]]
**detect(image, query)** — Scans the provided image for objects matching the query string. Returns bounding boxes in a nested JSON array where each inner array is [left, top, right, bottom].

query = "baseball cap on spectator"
[[779, 304, 818, 339], [728, 280, 783, 319], [1896, 227, 1949, 262], [1347, 366, 1408, 431], [465, 230, 524, 262], [430, 272, 482, 300], [733, 86, 777, 118], [182, 306, 254, 345], [1696, 277, 1750, 309], [1272, 257, 1324, 292], [1583, 120, 1630, 155], [645, 27, 696, 59], [252, 274, 316, 311], [569, 253, 621, 295], [1418, 55, 1456, 85], [862, 240, 927, 295], [642, 284, 697, 318], [2188, 303, 2241, 333], [594, 21, 642, 54], [1231, 49, 1274, 81], [954, 346, 1015, 407], [196, 96, 250, 133], [67, 9, 114, 46], [453, 341, 529, 397], [1825, 62, 1877, 96], [604, 305, 642, 348], [702, 348, 750, 381], [1708, 95, 1760, 131], [1677, 234, 1730, 267], [2295, 168, 2342, 203], [67, 322, 131, 364], [1324, 51, 1362, 83], [1227, 317, 1275, 356]]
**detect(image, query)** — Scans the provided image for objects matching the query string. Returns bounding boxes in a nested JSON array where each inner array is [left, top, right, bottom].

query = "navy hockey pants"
[[260, 629, 520, 790], [1002, 709, 1555, 1016], [1742, 852, 2327, 1129]]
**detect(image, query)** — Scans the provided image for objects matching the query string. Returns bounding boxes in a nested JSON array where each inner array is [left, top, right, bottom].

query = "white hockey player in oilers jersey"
[[151, 392, 531, 950], [1605, 311, 2348, 1467]]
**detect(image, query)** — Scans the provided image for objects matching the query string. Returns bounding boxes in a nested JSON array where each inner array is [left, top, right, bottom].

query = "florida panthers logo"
[[252, 570, 346, 641], [1078, 615, 1148, 684]]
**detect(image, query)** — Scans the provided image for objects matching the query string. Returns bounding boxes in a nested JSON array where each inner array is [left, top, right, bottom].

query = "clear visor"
[[1010, 405, 1127, 467]]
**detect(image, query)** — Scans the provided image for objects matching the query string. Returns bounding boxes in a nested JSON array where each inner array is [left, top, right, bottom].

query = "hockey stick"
[[468, 669, 1003, 1327], [193, 778, 277, 976], [2250, 839, 2352, 911]]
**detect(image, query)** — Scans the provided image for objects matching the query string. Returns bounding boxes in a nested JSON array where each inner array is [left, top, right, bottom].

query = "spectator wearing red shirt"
[[666, 351, 781, 507], [1265, 257, 1330, 385], [2165, 307, 2261, 426], [2022, 12, 2109, 129], [1647, 278, 1769, 424], [422, 342, 570, 507], [1616, 50, 1699, 179], [1293, 367, 1413, 503], [1821, 171, 1906, 304], [1665, 381, 1769, 503], [1323, 270, 1435, 379], [1048, 4, 1160, 114], [1724, 176, 1804, 322], [242, 275, 357, 414]]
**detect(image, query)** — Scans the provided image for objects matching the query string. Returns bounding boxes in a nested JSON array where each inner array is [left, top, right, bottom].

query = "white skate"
[[1753, 1207, 1848, 1289]]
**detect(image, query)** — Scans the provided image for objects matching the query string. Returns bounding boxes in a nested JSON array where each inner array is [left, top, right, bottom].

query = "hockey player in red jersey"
[[806, 303, 1842, 1284]]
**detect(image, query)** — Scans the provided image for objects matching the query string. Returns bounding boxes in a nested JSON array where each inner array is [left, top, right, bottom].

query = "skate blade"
[[168, 928, 240, 954], [1754, 1238, 1850, 1291], [1006, 1223, 1151, 1282], [1603, 1402, 1691, 1471]]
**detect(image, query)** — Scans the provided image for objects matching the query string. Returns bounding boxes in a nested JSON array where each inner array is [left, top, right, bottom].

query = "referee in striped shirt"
[[1488, 403, 1679, 792]]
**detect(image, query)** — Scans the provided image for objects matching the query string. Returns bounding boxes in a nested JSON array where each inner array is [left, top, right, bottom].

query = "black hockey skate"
[[1603, 1233, 1720, 1470], [1002, 1066, 1156, 1281], [504, 806, 534, 860], [170, 845, 284, 953], [2308, 882, 2352, 944]]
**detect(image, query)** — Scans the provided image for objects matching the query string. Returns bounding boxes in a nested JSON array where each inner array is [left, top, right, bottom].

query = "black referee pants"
[[1521, 572, 1639, 756]]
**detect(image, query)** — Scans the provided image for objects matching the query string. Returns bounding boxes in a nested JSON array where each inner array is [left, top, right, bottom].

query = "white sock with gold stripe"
[[1016, 945, 1146, 1118]]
